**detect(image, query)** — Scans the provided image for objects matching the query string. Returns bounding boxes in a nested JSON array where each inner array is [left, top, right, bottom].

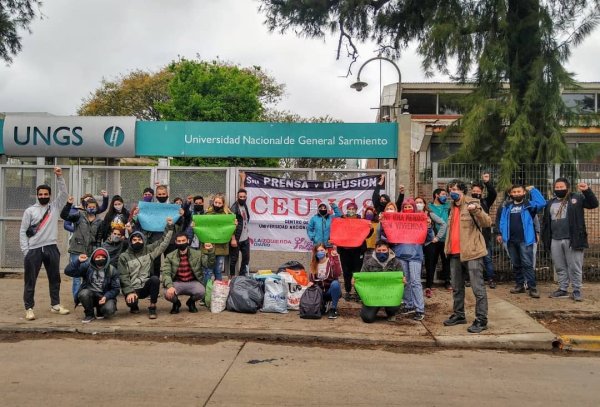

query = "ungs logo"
[[104, 126, 125, 147]]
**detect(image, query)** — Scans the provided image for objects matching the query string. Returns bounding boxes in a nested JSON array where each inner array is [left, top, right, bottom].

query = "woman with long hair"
[[309, 243, 342, 319], [205, 194, 234, 280], [100, 195, 130, 242]]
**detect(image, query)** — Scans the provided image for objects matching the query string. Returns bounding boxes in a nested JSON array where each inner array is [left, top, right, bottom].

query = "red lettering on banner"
[[251, 196, 268, 215], [292, 198, 312, 217], [272, 197, 289, 215], [338, 198, 356, 210], [381, 212, 428, 244]]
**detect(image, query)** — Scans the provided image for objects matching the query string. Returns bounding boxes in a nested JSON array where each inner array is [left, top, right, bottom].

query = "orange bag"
[[286, 268, 309, 286]]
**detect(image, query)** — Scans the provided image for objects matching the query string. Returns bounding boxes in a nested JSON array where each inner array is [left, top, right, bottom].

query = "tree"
[[259, 0, 600, 187], [0, 0, 41, 63]]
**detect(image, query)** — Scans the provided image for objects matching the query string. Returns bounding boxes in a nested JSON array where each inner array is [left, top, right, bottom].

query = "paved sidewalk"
[[0, 274, 559, 351]]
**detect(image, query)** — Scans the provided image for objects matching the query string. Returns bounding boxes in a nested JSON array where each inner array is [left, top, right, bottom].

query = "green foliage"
[[260, 0, 600, 188], [0, 0, 41, 63]]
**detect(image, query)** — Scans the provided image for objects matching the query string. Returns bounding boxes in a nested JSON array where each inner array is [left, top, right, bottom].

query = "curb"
[[552, 335, 600, 352]]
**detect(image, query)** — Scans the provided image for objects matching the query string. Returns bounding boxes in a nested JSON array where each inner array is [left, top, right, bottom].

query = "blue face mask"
[[376, 252, 389, 262], [86, 208, 97, 215], [438, 196, 447, 204], [450, 192, 461, 201], [316, 251, 326, 260]]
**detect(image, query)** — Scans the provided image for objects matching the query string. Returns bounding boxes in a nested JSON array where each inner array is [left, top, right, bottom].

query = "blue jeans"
[[507, 241, 536, 289], [323, 280, 341, 310], [399, 259, 425, 313], [483, 241, 495, 280], [69, 253, 81, 302], [203, 255, 225, 285]]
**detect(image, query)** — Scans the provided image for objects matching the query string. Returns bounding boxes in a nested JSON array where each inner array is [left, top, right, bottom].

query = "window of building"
[[562, 93, 595, 113], [404, 93, 437, 115], [438, 93, 467, 115], [430, 142, 461, 162]]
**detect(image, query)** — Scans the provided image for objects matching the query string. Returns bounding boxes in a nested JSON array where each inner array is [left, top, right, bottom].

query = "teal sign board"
[[135, 122, 398, 158]]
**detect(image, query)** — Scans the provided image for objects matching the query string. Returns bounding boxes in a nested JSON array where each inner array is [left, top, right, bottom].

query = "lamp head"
[[350, 80, 368, 92]]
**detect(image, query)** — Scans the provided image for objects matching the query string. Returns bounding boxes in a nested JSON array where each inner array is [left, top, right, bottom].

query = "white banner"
[[245, 172, 380, 252]]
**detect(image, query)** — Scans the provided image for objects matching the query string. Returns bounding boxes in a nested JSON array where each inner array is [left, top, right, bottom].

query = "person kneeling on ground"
[[118, 217, 174, 319], [356, 240, 404, 323], [309, 243, 342, 319], [65, 248, 120, 323], [162, 232, 215, 314]]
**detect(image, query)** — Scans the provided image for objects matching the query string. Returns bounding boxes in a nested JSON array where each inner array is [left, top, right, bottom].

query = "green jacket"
[[118, 225, 174, 295], [162, 247, 215, 288]]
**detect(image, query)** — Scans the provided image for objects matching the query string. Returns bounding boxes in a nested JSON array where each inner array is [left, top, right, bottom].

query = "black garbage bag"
[[276, 260, 305, 274], [226, 276, 264, 313]]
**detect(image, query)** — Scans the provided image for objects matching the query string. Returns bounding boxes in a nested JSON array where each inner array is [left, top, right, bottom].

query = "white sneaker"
[[50, 304, 70, 315], [25, 308, 35, 321]]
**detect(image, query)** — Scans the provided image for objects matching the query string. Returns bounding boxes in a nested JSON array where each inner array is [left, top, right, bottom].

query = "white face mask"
[[416, 203, 425, 211]]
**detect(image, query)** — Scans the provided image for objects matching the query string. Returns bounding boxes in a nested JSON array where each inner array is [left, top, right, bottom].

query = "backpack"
[[299, 285, 323, 319]]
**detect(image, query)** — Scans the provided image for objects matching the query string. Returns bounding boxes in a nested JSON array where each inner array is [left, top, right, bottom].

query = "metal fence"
[[418, 162, 600, 282], [0, 165, 394, 271]]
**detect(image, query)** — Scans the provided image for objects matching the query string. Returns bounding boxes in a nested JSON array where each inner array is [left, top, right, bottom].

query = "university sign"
[[0, 117, 398, 158]]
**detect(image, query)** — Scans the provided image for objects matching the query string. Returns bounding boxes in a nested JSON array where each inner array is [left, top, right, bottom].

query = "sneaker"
[[50, 304, 70, 315], [25, 308, 35, 321], [400, 306, 416, 315], [129, 303, 140, 314], [510, 285, 526, 294], [571, 291, 583, 302], [413, 312, 425, 321], [549, 289, 569, 299], [344, 292, 352, 302], [328, 308, 339, 319], [387, 315, 397, 322], [488, 279, 497, 289], [444, 281, 453, 290], [95, 307, 105, 320], [529, 288, 540, 298], [148, 307, 157, 319], [186, 298, 198, 313], [82, 314, 95, 324], [467, 319, 488, 333], [443, 314, 467, 326], [425, 288, 433, 298], [170, 300, 181, 314]]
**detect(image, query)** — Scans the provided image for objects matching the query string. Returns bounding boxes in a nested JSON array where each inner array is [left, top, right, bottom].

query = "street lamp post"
[[350, 56, 402, 119]]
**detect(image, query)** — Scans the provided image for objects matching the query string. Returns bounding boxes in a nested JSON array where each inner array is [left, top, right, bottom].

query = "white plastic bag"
[[261, 278, 288, 314], [211, 280, 230, 313], [279, 271, 307, 311]]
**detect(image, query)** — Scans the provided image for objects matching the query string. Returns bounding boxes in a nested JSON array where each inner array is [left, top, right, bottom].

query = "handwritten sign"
[[354, 271, 404, 307], [380, 212, 428, 244], [137, 201, 181, 232], [330, 218, 372, 248], [193, 214, 236, 244]]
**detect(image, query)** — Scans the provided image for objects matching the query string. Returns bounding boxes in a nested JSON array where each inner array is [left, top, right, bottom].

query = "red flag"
[[381, 212, 428, 244], [330, 218, 372, 248]]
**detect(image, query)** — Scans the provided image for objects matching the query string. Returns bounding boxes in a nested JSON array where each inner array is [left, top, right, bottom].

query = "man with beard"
[[229, 188, 251, 277]]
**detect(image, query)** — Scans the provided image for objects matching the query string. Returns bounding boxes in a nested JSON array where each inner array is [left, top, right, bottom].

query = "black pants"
[[360, 305, 400, 323], [229, 239, 250, 276], [78, 288, 116, 317], [126, 276, 160, 308], [23, 245, 61, 310], [338, 247, 364, 294], [423, 241, 450, 288]]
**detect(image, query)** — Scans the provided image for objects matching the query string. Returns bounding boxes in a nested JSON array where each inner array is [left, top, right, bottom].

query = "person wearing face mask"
[[363, 206, 379, 255], [427, 188, 452, 290], [470, 174, 498, 288], [100, 195, 130, 242], [542, 178, 598, 301], [417, 196, 447, 298], [337, 202, 366, 301], [229, 188, 251, 277], [205, 194, 235, 280], [119, 217, 175, 319], [497, 184, 546, 298], [63, 191, 109, 233], [443, 179, 492, 334], [65, 248, 120, 323], [307, 202, 342, 247], [357, 240, 404, 323], [61, 196, 104, 303], [102, 227, 128, 267], [20, 167, 70, 321], [162, 232, 215, 314], [309, 243, 342, 319], [372, 173, 392, 214], [392, 198, 434, 321]]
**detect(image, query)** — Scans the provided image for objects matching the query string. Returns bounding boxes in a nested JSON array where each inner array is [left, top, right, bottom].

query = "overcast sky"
[[1, 0, 599, 123]]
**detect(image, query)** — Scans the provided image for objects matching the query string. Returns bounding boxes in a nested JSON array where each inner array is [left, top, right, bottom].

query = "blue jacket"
[[498, 187, 546, 246], [307, 204, 342, 246]]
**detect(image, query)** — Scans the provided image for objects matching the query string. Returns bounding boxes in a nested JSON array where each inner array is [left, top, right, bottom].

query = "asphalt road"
[[1, 338, 598, 406]]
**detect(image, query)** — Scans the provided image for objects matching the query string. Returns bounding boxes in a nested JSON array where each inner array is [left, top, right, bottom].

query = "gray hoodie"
[[19, 176, 68, 255]]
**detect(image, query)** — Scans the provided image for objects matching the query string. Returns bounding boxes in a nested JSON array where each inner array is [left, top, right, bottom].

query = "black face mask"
[[193, 204, 204, 213], [213, 205, 224, 213], [319, 209, 328, 216], [156, 196, 168, 203], [471, 193, 482, 200], [131, 242, 144, 252], [38, 197, 50, 205], [554, 190, 568, 199], [176, 243, 188, 252], [94, 258, 107, 268], [511, 195, 525, 203], [238, 198, 247, 205]]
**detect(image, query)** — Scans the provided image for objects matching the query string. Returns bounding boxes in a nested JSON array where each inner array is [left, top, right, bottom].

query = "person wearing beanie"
[[307, 202, 342, 247], [65, 248, 120, 323]]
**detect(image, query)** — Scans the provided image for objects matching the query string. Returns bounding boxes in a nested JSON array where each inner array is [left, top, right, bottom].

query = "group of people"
[[19, 168, 597, 334], [19, 168, 251, 322], [305, 173, 597, 333]]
